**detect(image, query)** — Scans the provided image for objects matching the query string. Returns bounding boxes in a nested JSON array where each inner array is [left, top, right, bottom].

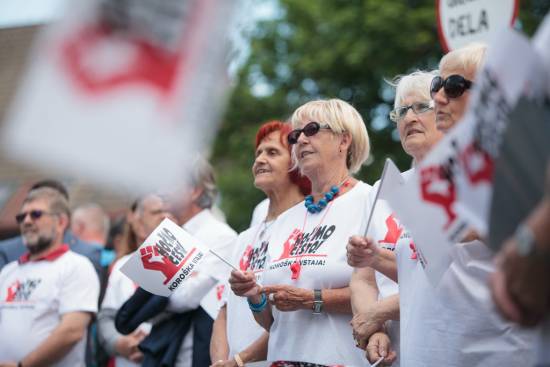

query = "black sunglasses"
[[287, 122, 331, 145], [15, 210, 56, 224], [389, 101, 434, 123], [430, 74, 473, 99]]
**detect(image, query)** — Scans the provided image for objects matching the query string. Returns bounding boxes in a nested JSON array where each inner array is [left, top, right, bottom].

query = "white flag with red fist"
[[121, 218, 208, 296], [2, 0, 237, 194]]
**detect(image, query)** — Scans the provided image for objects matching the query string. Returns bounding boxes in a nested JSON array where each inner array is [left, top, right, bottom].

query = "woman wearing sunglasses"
[[348, 70, 442, 366], [350, 44, 536, 366], [229, 99, 372, 365], [430, 42, 483, 133], [211, 120, 311, 367]]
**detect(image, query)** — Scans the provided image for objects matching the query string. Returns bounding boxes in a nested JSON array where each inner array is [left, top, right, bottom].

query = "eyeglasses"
[[287, 122, 331, 145], [389, 101, 434, 123], [430, 74, 473, 99], [15, 210, 57, 224]]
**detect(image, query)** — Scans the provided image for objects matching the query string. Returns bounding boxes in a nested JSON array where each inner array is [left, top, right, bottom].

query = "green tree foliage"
[[213, 0, 549, 232]]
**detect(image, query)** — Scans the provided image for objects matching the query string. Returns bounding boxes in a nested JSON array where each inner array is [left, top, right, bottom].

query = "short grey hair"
[[439, 42, 487, 75], [391, 70, 439, 108], [24, 187, 71, 221], [190, 158, 218, 209], [72, 203, 110, 240]]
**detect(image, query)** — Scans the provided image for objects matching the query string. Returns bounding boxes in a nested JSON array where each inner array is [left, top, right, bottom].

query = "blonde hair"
[[290, 99, 370, 174], [391, 70, 439, 108], [439, 42, 487, 76]]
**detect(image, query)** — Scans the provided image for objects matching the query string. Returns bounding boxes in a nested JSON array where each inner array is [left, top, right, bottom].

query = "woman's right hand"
[[347, 235, 379, 268], [228, 270, 261, 297]]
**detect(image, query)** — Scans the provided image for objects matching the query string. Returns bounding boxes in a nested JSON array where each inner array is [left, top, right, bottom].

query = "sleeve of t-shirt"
[[59, 254, 100, 314]]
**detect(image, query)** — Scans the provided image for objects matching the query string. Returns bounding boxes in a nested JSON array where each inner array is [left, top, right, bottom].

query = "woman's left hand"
[[262, 285, 313, 312]]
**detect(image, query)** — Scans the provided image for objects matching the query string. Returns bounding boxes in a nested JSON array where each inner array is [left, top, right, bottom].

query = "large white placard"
[[2, 0, 236, 194]]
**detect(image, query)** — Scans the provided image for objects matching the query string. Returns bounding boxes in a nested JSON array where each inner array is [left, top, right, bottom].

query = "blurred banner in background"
[[2, 0, 238, 194]]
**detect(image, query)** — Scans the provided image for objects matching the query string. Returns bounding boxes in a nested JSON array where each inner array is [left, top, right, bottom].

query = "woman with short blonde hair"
[[230, 98, 374, 365]]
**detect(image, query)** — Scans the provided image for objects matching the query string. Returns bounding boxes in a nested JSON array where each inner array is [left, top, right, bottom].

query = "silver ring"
[[268, 293, 275, 302]]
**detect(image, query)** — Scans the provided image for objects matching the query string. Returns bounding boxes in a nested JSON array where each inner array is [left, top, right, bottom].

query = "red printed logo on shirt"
[[239, 240, 269, 271], [275, 226, 335, 261], [5, 279, 41, 302]]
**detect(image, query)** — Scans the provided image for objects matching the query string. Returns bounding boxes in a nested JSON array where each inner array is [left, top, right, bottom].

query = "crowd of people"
[[0, 40, 548, 367]]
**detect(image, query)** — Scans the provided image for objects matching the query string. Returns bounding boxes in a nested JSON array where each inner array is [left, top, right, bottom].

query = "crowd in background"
[[0, 39, 549, 367]]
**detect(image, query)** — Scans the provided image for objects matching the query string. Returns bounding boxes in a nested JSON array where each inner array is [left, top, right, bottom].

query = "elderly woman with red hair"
[[210, 120, 310, 367]]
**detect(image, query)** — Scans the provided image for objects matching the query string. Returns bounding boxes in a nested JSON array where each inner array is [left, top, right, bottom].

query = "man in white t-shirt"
[[0, 187, 99, 367], [98, 193, 174, 367]]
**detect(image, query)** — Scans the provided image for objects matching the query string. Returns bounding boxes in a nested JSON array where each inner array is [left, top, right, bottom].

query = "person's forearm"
[[375, 294, 400, 322], [97, 308, 122, 356], [249, 294, 274, 331], [210, 306, 229, 362], [237, 331, 269, 363], [20, 312, 91, 367], [315, 287, 352, 313], [371, 249, 398, 282], [167, 273, 216, 312], [350, 268, 379, 314]]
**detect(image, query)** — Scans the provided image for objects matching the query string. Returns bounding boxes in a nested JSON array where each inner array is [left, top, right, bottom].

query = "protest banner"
[[121, 218, 209, 296], [2, 0, 237, 194], [380, 159, 452, 287], [390, 27, 547, 264]]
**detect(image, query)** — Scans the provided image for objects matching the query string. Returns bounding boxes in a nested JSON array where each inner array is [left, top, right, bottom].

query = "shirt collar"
[[182, 209, 211, 234], [18, 244, 70, 264]]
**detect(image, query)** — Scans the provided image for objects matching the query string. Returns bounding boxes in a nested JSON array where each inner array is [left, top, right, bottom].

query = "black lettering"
[[312, 226, 326, 241], [323, 225, 336, 239]]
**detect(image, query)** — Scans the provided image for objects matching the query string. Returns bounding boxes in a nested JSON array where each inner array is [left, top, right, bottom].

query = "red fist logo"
[[140, 245, 179, 284]]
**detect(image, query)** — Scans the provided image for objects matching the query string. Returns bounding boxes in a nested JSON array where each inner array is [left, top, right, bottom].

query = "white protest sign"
[[436, 0, 518, 51], [200, 281, 227, 319], [2, 0, 236, 194], [121, 218, 208, 297], [380, 161, 452, 287], [419, 28, 547, 239]]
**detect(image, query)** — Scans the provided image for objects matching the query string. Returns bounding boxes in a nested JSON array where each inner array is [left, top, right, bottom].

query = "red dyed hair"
[[255, 120, 311, 195]]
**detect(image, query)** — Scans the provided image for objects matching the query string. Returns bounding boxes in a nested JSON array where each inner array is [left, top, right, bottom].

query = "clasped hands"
[[228, 270, 314, 311]]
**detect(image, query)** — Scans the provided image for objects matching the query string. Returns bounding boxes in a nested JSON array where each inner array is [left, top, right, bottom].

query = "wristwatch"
[[312, 289, 323, 314], [515, 223, 536, 257]]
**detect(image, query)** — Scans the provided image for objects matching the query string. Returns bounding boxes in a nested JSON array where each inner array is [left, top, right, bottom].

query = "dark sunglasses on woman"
[[287, 121, 331, 145], [15, 210, 56, 224], [430, 74, 473, 99]]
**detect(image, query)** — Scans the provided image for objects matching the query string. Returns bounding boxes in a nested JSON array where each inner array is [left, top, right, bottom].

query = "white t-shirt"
[[390, 170, 536, 366], [169, 209, 238, 367], [250, 199, 270, 227], [226, 221, 273, 357], [0, 247, 99, 366], [101, 254, 151, 367], [263, 181, 372, 366]]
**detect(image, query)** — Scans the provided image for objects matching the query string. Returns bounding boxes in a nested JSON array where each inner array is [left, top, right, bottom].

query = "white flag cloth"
[[199, 281, 227, 319], [2, 0, 236, 194], [121, 218, 209, 296], [381, 161, 452, 287]]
